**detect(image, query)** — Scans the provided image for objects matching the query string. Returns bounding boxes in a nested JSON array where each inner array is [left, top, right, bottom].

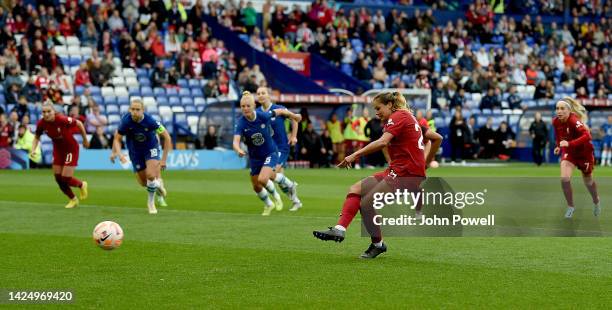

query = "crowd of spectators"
[[214, 0, 611, 111]]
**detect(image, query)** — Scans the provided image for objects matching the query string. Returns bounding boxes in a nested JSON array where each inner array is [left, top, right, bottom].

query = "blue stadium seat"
[[136, 68, 148, 78], [179, 88, 191, 97], [128, 87, 140, 96], [166, 88, 178, 96], [181, 97, 193, 106], [191, 89, 203, 97], [188, 79, 200, 88], [140, 86, 153, 97], [156, 96, 168, 106], [89, 86, 101, 96], [178, 79, 189, 88], [69, 55, 82, 66], [92, 95, 103, 105], [104, 96, 117, 105], [107, 113, 121, 125], [139, 77, 151, 87], [169, 97, 180, 106], [153, 87, 165, 96], [74, 85, 85, 96], [194, 97, 206, 106], [120, 105, 129, 114], [117, 97, 130, 106], [106, 105, 119, 114], [185, 105, 197, 113]]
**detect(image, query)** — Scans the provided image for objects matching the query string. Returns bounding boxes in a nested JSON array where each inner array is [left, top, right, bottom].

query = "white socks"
[[274, 173, 294, 193], [602, 150, 610, 166], [374, 241, 384, 248], [256, 188, 274, 207], [265, 180, 281, 201], [334, 225, 346, 231], [146, 179, 159, 213]]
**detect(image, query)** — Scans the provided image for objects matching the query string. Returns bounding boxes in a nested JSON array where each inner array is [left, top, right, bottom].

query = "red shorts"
[[561, 152, 594, 175], [53, 144, 80, 167], [373, 168, 425, 191]]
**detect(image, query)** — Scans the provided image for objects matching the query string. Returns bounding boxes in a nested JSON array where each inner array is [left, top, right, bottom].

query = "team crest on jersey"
[[260, 124, 266, 129], [387, 119, 395, 126], [251, 133, 264, 146], [135, 133, 146, 142]]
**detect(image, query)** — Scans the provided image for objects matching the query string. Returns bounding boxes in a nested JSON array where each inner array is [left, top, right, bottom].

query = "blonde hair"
[[241, 91, 255, 106], [372, 91, 409, 112], [559, 97, 588, 124], [130, 98, 144, 108]]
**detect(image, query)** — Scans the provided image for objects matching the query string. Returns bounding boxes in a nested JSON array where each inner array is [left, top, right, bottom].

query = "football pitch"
[[1, 165, 612, 308]]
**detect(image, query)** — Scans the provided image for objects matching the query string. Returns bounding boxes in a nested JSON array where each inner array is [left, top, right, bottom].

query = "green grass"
[[1, 164, 612, 308]]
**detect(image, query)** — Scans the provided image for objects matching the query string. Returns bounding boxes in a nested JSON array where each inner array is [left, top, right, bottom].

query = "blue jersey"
[[235, 110, 277, 159], [259, 104, 290, 152], [118, 113, 163, 153], [603, 123, 612, 137]]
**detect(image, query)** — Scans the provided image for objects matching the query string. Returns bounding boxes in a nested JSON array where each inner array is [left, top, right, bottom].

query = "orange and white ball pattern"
[[93, 221, 124, 250]]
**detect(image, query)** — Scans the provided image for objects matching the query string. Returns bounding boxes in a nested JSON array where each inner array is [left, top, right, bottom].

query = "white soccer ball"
[[429, 160, 439, 168], [93, 221, 124, 250]]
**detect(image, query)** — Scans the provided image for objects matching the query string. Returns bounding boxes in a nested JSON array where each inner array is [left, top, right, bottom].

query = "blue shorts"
[[249, 152, 279, 176], [129, 146, 162, 172], [277, 149, 290, 167], [604, 136, 612, 148]]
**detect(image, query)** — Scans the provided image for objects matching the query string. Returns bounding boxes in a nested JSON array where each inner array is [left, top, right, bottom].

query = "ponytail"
[[561, 97, 588, 124]]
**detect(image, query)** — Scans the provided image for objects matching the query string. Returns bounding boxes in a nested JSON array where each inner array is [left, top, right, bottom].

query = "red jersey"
[[552, 113, 593, 159], [383, 110, 426, 177], [0, 123, 13, 147], [35, 114, 79, 148]]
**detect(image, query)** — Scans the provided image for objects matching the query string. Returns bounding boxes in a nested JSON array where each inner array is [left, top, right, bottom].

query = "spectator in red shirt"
[[0, 114, 13, 147], [74, 63, 92, 87]]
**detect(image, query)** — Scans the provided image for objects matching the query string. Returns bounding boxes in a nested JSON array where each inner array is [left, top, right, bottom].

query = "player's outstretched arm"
[[110, 131, 126, 163], [31, 134, 40, 159], [338, 132, 393, 168], [159, 129, 172, 170], [76, 120, 89, 148], [233, 135, 246, 157], [425, 130, 443, 166], [289, 119, 298, 145], [273, 109, 302, 122]]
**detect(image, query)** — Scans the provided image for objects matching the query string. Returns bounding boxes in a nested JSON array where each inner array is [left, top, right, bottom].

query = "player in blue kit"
[[110, 99, 173, 214], [233, 91, 302, 216], [256, 87, 302, 211], [601, 115, 612, 166]]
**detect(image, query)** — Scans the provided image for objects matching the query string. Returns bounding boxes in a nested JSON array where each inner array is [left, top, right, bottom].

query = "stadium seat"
[[112, 77, 126, 87], [107, 114, 121, 125], [67, 45, 80, 56], [104, 96, 117, 105], [191, 89, 203, 97], [194, 97, 206, 106], [166, 88, 178, 96], [156, 96, 168, 106], [114, 87, 129, 98], [143, 97, 156, 108], [159, 106, 172, 119], [187, 116, 199, 127], [169, 97, 180, 106], [125, 77, 139, 88], [92, 95, 103, 104], [69, 55, 82, 66], [181, 97, 193, 105], [66, 36, 80, 46], [140, 86, 153, 97], [139, 77, 151, 87], [128, 87, 140, 97], [153, 87, 165, 96], [146, 105, 158, 114], [178, 79, 189, 88], [185, 105, 197, 113], [101, 87, 114, 97], [188, 79, 200, 88], [62, 95, 73, 104], [179, 88, 191, 97], [106, 105, 119, 114], [80, 46, 93, 57], [117, 97, 130, 106], [172, 106, 185, 113], [120, 105, 129, 114], [123, 68, 137, 77]]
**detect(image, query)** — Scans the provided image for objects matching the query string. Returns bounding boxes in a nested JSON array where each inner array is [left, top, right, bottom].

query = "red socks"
[[55, 174, 75, 199], [63, 176, 83, 188], [337, 193, 361, 228]]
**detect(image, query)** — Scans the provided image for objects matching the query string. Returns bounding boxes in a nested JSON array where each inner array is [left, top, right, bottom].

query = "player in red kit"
[[552, 97, 600, 218], [31, 102, 90, 209], [313, 92, 442, 258]]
